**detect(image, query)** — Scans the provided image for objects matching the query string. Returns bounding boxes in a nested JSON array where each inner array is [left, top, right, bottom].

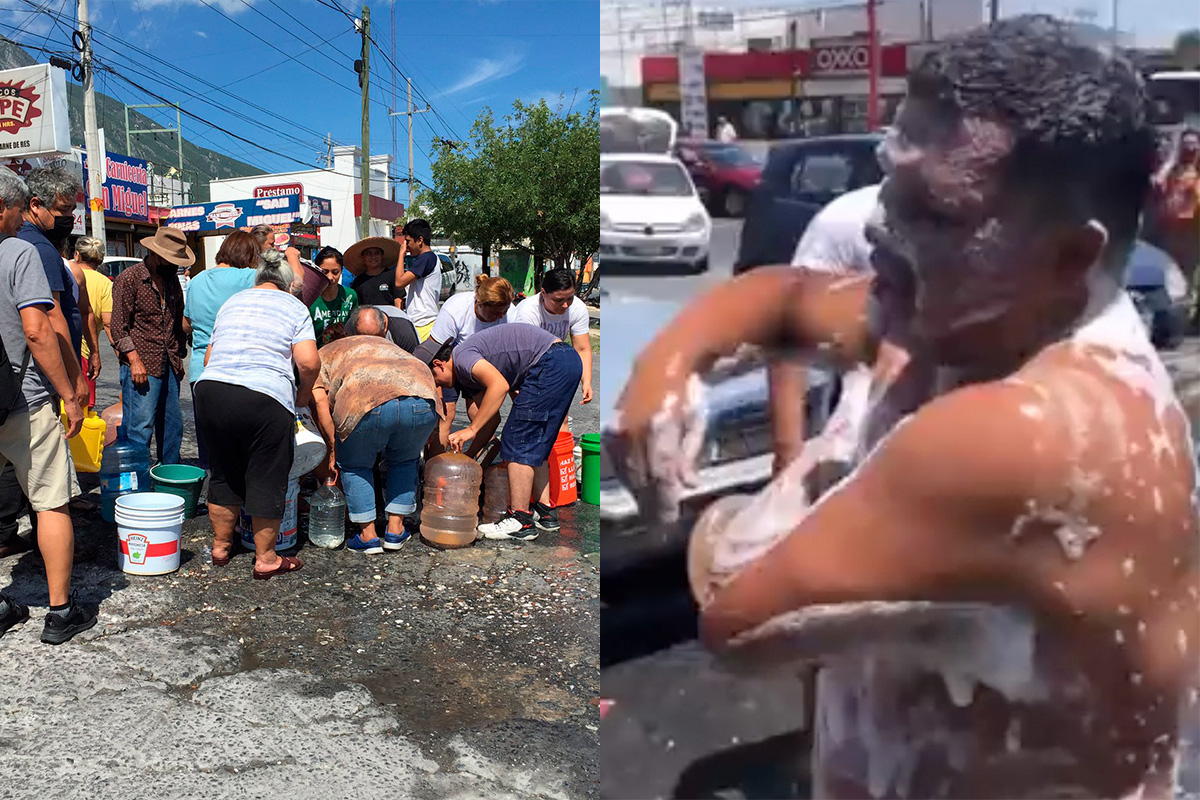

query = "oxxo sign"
[[813, 44, 872, 76]]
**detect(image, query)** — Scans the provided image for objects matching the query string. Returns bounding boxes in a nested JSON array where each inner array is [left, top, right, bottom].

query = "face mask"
[[45, 214, 74, 247]]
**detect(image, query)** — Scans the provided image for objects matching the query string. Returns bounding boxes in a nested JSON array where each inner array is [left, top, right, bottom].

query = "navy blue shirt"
[[17, 221, 82, 358]]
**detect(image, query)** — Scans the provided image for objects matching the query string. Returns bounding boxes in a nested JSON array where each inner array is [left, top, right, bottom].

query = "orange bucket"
[[547, 430, 578, 507]]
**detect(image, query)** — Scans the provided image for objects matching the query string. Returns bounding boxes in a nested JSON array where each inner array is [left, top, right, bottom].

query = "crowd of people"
[[0, 162, 593, 641], [614, 15, 1196, 800]]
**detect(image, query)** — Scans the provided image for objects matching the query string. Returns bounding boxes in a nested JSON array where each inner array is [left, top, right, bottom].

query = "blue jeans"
[[120, 364, 182, 465], [337, 397, 438, 523]]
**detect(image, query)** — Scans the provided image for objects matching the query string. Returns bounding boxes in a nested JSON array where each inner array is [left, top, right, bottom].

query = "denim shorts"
[[499, 343, 583, 467]]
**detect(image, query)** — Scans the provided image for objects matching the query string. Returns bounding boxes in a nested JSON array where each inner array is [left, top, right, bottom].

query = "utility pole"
[[319, 132, 334, 168], [356, 5, 371, 239], [78, 0, 106, 246], [990, 0, 999, 23], [389, 79, 430, 213]]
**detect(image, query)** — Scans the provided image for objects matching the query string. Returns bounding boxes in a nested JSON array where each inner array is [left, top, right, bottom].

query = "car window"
[[600, 161, 694, 197], [790, 152, 854, 198]]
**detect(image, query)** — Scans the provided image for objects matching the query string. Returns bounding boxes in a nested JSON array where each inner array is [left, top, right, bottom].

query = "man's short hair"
[[401, 218, 433, 246], [0, 167, 29, 209], [433, 339, 455, 364], [908, 14, 1156, 267], [346, 306, 388, 337], [25, 165, 81, 209]]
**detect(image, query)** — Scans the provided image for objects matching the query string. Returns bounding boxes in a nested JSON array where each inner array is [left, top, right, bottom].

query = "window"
[[600, 161, 694, 197], [791, 152, 854, 198]]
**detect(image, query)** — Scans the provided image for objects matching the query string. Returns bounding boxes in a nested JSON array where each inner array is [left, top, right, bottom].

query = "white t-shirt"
[[428, 291, 516, 346], [513, 294, 590, 341], [791, 183, 881, 275], [404, 251, 442, 327]]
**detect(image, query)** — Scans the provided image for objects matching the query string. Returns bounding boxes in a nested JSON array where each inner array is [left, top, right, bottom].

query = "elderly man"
[[613, 16, 1198, 799], [110, 228, 191, 465], [0, 168, 95, 644], [309, 306, 442, 554]]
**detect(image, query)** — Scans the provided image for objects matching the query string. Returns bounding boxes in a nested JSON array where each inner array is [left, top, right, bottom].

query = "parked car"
[[1125, 239, 1190, 349], [100, 256, 143, 279], [735, 134, 884, 274], [674, 139, 763, 218], [600, 154, 712, 274], [403, 252, 458, 303]]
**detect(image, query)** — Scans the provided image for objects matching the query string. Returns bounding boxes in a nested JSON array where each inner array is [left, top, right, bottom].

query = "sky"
[[0, 0, 600, 198]]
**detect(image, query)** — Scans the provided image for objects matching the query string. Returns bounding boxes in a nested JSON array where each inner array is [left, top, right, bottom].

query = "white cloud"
[[138, 0, 258, 13], [522, 90, 569, 108], [196, 30, 208, 37], [444, 51, 527, 96]]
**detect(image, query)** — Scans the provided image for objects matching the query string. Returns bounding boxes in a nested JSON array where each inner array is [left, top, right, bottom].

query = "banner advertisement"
[[0, 64, 71, 160], [81, 150, 150, 222], [166, 196, 302, 232], [678, 48, 709, 140], [307, 196, 332, 227]]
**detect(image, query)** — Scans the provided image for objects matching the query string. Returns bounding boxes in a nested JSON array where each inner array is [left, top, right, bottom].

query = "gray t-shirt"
[[0, 236, 55, 411], [453, 322, 558, 398]]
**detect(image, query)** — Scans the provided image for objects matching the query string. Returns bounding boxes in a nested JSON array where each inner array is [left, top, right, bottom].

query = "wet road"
[[0, 335, 601, 799]]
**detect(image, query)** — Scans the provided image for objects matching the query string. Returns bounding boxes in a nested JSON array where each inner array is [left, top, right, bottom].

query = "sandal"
[[211, 549, 232, 567], [252, 555, 304, 580]]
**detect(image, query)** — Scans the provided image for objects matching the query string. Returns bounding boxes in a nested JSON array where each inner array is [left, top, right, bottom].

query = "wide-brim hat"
[[140, 227, 196, 267], [343, 236, 401, 276]]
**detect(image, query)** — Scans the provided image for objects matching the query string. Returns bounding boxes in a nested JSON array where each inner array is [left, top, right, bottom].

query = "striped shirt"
[[197, 287, 316, 414]]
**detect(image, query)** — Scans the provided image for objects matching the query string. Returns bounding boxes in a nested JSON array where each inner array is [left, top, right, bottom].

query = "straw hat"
[[139, 227, 196, 267], [343, 236, 401, 276]]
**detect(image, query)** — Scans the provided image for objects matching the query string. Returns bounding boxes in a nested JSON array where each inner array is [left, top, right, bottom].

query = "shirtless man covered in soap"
[[612, 16, 1199, 799]]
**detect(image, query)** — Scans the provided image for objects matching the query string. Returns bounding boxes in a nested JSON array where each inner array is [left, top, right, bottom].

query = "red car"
[[674, 140, 763, 218]]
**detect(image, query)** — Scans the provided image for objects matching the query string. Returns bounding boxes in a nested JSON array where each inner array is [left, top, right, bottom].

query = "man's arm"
[[571, 331, 593, 404], [309, 385, 338, 479], [46, 294, 84, 395], [767, 359, 809, 474], [20, 304, 83, 437], [447, 361, 509, 452], [699, 382, 1059, 651]]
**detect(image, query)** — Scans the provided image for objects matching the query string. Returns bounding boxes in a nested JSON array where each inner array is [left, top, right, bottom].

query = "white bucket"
[[240, 478, 299, 552], [290, 410, 327, 479], [116, 493, 185, 576]]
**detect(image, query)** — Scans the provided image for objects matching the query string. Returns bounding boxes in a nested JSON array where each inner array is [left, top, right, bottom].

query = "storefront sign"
[[81, 150, 150, 222], [308, 196, 332, 227], [166, 196, 301, 232], [678, 47, 709, 140], [0, 64, 71, 159], [253, 182, 304, 201], [697, 11, 734, 30], [812, 43, 873, 76]]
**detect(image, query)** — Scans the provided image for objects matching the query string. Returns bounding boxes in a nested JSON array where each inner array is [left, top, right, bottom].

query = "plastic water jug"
[[419, 453, 482, 548], [99, 426, 151, 523], [308, 479, 346, 549]]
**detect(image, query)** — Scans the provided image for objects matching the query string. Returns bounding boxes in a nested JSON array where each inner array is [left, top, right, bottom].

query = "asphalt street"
[[0, 306, 602, 800], [606, 219, 743, 304]]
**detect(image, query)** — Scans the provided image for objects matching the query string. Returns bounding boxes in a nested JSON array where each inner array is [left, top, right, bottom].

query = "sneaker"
[[531, 502, 560, 532], [382, 530, 411, 551], [479, 510, 539, 541], [0, 593, 29, 638], [346, 534, 384, 555], [41, 594, 97, 645]]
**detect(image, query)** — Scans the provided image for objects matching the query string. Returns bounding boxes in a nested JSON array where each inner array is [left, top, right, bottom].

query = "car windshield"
[[600, 161, 693, 197], [704, 145, 760, 168]]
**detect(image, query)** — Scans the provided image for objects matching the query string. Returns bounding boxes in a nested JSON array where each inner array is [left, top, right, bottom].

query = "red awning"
[[641, 44, 910, 85], [353, 194, 406, 222]]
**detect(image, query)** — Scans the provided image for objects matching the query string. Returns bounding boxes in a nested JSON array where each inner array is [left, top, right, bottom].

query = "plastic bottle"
[[308, 479, 346, 549], [100, 401, 123, 446], [420, 453, 482, 548], [98, 425, 151, 523]]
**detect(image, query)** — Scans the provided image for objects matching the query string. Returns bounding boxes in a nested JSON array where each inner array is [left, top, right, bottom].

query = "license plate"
[[625, 245, 670, 257]]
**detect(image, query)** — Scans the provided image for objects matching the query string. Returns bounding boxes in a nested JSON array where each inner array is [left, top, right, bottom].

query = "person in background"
[[183, 230, 260, 468], [512, 268, 593, 531], [0, 167, 95, 644], [416, 275, 515, 456], [195, 248, 318, 579], [308, 307, 441, 554], [73, 236, 111, 411], [109, 228, 189, 466], [1151, 128, 1200, 328], [426, 323, 582, 541], [392, 219, 441, 341], [346, 237, 403, 308], [716, 116, 738, 143], [308, 246, 358, 346], [351, 303, 418, 353]]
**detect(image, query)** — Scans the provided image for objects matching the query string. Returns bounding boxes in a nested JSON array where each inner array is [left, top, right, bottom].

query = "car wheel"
[[693, 257, 709, 274], [723, 188, 748, 218]]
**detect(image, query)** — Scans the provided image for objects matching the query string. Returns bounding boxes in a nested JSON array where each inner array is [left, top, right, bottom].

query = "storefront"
[[164, 195, 324, 273], [641, 40, 912, 138]]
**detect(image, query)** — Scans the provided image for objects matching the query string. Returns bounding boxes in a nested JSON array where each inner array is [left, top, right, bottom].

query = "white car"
[[600, 154, 712, 273]]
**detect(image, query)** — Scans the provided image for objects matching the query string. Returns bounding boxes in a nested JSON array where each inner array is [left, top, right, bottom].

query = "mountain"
[[1, 37, 263, 202]]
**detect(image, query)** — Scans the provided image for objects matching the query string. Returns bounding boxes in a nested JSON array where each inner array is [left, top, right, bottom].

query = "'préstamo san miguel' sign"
[[80, 150, 150, 222], [165, 196, 302, 232], [253, 182, 304, 201], [0, 64, 71, 159]]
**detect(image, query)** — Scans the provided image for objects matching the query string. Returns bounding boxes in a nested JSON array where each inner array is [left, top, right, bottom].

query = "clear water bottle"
[[99, 425, 151, 523], [307, 478, 346, 549]]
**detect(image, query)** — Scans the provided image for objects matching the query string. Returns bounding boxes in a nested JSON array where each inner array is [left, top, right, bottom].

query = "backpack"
[[0, 231, 31, 426]]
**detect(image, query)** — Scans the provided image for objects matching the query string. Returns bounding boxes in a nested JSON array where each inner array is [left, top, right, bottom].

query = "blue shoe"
[[382, 530, 411, 551], [346, 534, 384, 554]]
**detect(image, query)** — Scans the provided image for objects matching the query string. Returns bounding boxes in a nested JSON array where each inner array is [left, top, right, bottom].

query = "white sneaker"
[[478, 513, 539, 541]]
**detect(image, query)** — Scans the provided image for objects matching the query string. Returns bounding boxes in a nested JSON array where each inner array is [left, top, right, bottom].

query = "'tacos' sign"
[[0, 64, 71, 159]]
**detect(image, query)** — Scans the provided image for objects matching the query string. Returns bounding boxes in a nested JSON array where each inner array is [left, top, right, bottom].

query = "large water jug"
[[308, 479, 346, 549], [99, 425, 151, 523], [419, 453, 482, 548]]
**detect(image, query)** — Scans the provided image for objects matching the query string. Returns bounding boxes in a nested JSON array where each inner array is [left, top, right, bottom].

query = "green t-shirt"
[[310, 285, 359, 346]]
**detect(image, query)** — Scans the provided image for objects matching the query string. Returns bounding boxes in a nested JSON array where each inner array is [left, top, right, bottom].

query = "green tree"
[[421, 90, 600, 285], [1175, 29, 1200, 69]]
